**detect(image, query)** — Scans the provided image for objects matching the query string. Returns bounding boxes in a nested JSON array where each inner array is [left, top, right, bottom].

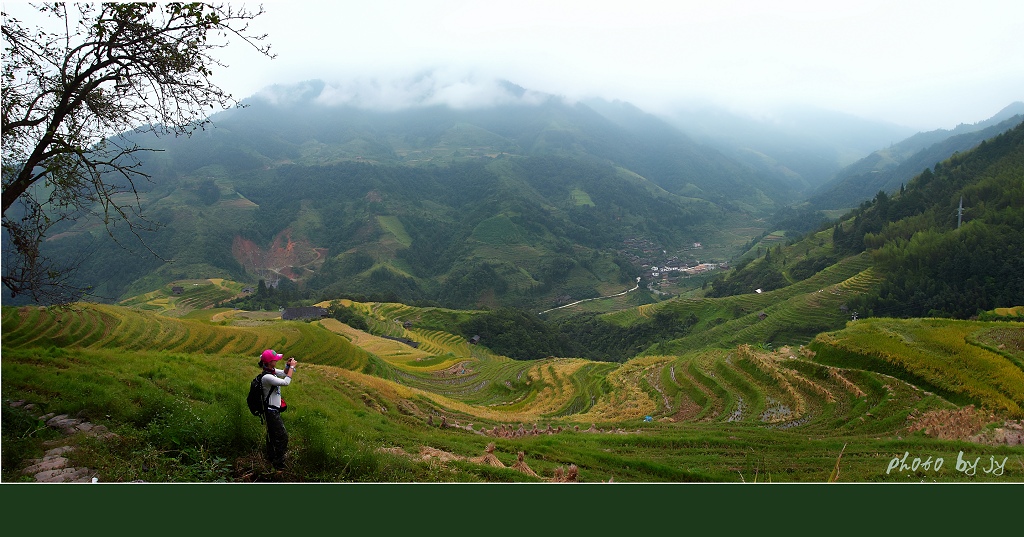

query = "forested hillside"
[[15, 80, 1023, 322], [709, 121, 1024, 320], [809, 103, 1024, 209], [30, 82, 796, 310]]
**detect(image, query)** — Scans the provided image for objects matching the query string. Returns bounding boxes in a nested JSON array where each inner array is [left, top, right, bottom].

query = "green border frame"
[[3, 483, 1021, 532]]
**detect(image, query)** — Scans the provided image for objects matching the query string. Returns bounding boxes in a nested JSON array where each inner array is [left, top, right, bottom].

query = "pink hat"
[[260, 349, 283, 364]]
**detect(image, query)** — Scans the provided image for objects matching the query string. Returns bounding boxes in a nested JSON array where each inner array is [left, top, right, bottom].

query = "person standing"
[[259, 349, 298, 471]]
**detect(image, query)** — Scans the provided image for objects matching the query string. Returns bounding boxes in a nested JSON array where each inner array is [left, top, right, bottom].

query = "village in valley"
[[619, 237, 729, 297]]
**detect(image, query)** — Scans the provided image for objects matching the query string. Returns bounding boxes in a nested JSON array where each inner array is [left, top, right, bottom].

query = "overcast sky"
[[6, 0, 1024, 130]]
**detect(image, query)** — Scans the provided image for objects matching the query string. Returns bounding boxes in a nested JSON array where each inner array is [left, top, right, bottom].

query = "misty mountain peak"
[[250, 72, 558, 111]]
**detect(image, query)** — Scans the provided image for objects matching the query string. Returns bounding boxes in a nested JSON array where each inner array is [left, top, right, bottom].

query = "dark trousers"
[[265, 409, 288, 470]]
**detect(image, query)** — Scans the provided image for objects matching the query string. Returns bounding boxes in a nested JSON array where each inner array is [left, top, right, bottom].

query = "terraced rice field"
[[2, 303, 372, 370], [6, 286, 1022, 484], [632, 255, 883, 352], [119, 279, 243, 316], [810, 318, 1024, 417], [6, 297, 1004, 431]]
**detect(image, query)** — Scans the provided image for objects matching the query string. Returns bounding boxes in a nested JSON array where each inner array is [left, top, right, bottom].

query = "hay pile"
[[550, 464, 579, 483], [381, 443, 586, 481], [511, 451, 538, 477], [418, 446, 464, 462], [907, 405, 994, 440], [470, 443, 506, 467]]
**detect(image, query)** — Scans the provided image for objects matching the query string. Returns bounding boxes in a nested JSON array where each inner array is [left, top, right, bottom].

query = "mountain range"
[[808, 102, 1024, 209], [664, 103, 918, 193], [25, 79, 1024, 314]]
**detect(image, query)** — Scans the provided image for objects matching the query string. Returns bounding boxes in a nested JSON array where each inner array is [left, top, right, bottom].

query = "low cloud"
[[253, 69, 554, 111]]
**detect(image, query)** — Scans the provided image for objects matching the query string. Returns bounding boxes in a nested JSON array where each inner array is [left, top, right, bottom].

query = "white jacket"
[[261, 368, 291, 409]]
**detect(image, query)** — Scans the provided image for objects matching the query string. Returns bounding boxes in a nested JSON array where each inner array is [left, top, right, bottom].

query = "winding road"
[[538, 278, 641, 315]]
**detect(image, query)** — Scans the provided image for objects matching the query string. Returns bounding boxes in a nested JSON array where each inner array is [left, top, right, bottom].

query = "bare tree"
[[2, 2, 273, 303]]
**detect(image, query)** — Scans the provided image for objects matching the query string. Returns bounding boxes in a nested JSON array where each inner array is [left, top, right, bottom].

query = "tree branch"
[[2, 2, 273, 303]]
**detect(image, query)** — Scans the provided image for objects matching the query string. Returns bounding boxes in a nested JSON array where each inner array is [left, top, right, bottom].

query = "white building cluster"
[[649, 263, 719, 278]]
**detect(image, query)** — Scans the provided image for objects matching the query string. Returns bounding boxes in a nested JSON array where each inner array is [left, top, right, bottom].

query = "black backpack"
[[247, 372, 272, 422]]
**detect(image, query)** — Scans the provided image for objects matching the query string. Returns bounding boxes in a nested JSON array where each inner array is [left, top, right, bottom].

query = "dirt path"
[[9, 400, 116, 483]]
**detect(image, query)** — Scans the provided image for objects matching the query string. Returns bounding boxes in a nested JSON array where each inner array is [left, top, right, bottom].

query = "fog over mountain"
[[196, 1, 1024, 133], [6, 0, 1020, 131], [661, 103, 918, 192], [244, 74, 1012, 195], [253, 71, 555, 111]]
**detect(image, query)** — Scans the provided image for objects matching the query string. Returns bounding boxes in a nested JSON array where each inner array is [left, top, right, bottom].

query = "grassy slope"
[[4, 290, 1022, 483]]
